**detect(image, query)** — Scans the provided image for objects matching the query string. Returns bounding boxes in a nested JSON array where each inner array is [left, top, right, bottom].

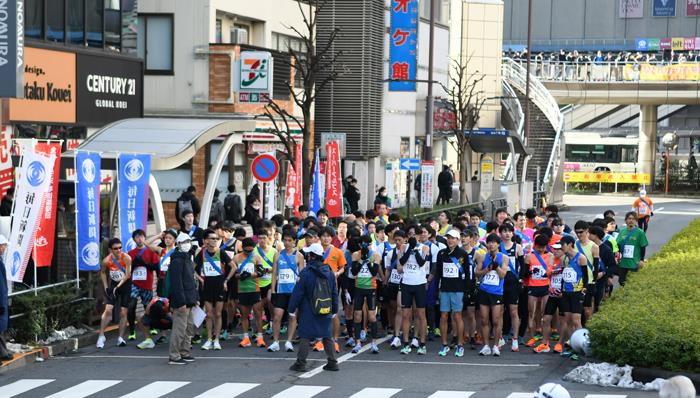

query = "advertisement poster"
[[75, 152, 102, 271], [688, 0, 700, 16], [0, 127, 13, 198], [389, 0, 418, 91], [325, 141, 343, 217], [652, 0, 676, 16], [619, 0, 644, 18], [33, 142, 62, 268], [420, 161, 435, 208], [479, 155, 494, 201], [118, 154, 151, 252]]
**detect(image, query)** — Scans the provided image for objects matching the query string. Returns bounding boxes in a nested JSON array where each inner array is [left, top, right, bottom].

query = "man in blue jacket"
[[288, 243, 339, 372]]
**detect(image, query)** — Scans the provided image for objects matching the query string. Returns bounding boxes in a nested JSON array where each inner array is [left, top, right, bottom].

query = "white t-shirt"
[[400, 247, 429, 286]]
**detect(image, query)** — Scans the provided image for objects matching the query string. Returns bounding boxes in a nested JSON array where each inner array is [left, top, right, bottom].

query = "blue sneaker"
[[455, 345, 465, 357], [561, 349, 574, 358], [346, 337, 355, 347], [221, 330, 229, 341], [360, 329, 367, 342], [438, 345, 450, 357]]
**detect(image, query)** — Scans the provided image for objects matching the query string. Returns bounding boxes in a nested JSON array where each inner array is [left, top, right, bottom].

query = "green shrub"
[[588, 218, 700, 372]]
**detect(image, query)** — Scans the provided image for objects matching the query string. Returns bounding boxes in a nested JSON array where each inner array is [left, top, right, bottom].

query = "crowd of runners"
[[95, 193, 651, 364]]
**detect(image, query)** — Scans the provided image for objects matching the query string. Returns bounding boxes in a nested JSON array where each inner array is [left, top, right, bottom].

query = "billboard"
[[619, 0, 644, 18], [237, 51, 273, 103], [0, 0, 24, 98], [652, 0, 676, 16], [689, 0, 700, 16], [389, 0, 418, 91]]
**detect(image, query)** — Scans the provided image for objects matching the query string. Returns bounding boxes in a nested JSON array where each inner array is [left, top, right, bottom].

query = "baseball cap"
[[551, 242, 562, 250], [304, 228, 319, 238], [446, 230, 460, 239], [176, 232, 192, 244], [0, 235, 8, 245], [303, 243, 324, 257]]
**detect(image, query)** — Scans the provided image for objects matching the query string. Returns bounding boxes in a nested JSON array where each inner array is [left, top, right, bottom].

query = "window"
[[420, 0, 450, 25], [271, 32, 307, 87], [47, 0, 65, 42], [137, 14, 174, 75], [86, 0, 104, 47], [25, 0, 43, 39], [67, 0, 85, 44], [400, 137, 410, 158], [104, 0, 121, 50], [216, 19, 222, 43]]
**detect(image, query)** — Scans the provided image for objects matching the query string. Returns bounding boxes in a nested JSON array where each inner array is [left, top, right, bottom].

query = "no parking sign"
[[251, 153, 279, 183]]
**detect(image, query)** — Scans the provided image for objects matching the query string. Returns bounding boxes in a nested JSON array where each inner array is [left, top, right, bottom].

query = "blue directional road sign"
[[399, 158, 421, 171]]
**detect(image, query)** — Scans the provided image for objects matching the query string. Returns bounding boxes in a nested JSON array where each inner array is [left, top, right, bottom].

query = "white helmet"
[[535, 383, 571, 398], [570, 328, 592, 356]]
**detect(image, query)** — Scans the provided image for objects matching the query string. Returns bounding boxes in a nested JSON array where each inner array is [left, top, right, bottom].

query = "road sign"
[[251, 153, 279, 183], [399, 158, 420, 171]]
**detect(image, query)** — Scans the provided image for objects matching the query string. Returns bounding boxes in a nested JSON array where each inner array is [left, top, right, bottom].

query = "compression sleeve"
[[370, 263, 380, 276], [351, 261, 362, 275], [640, 247, 646, 261]]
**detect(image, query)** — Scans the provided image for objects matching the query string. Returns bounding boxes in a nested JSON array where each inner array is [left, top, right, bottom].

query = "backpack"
[[177, 195, 193, 219], [224, 193, 242, 222], [310, 268, 333, 316]]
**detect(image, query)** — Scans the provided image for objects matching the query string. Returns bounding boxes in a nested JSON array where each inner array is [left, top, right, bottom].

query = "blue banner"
[[76, 152, 102, 271], [652, 0, 676, 16], [118, 153, 151, 252], [309, 149, 321, 217], [389, 0, 418, 91], [635, 38, 649, 51]]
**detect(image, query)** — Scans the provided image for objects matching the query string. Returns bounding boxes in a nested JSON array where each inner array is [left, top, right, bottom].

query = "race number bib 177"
[[483, 270, 499, 286]]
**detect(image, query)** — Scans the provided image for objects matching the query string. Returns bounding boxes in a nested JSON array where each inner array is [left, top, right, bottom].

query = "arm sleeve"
[[640, 247, 646, 261], [414, 250, 427, 266], [351, 261, 361, 275], [399, 249, 411, 265], [370, 263, 379, 276]]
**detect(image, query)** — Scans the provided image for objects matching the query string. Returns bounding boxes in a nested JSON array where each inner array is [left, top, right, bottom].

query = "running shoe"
[[469, 337, 476, 350], [352, 342, 362, 354], [168, 358, 187, 365], [492, 346, 501, 357], [411, 338, 420, 348], [117, 337, 127, 347], [150, 328, 158, 336], [221, 330, 229, 341], [191, 335, 202, 345], [213, 339, 222, 350], [560, 349, 574, 358], [438, 345, 450, 356], [371, 343, 379, 354], [455, 345, 465, 357], [433, 327, 441, 337], [267, 341, 280, 352], [417, 345, 427, 355], [553, 343, 563, 353], [334, 341, 340, 353], [390, 336, 402, 349], [280, 326, 288, 335], [479, 345, 492, 356], [285, 341, 295, 352], [239, 336, 252, 348], [498, 337, 506, 348], [346, 337, 355, 347], [156, 335, 167, 344], [551, 332, 560, 340], [475, 333, 483, 345], [127, 332, 136, 341], [525, 338, 538, 347], [511, 339, 519, 352], [313, 340, 324, 351], [256, 336, 266, 347], [570, 353, 580, 361], [533, 343, 551, 353], [400, 345, 412, 355], [96, 335, 106, 349], [137, 338, 155, 349], [201, 339, 213, 350], [360, 330, 367, 341]]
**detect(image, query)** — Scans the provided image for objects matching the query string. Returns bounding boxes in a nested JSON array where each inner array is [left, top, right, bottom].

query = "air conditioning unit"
[[231, 28, 248, 44]]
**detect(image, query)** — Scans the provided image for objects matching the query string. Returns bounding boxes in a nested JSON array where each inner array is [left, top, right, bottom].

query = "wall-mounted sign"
[[0, 0, 24, 98], [619, 0, 644, 18], [389, 0, 418, 91], [652, 0, 676, 17], [237, 51, 273, 103]]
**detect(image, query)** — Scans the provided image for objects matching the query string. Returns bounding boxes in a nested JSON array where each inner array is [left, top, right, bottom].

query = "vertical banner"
[[265, 178, 277, 218], [389, 0, 418, 91], [118, 154, 151, 252], [4, 149, 56, 282], [33, 142, 61, 267], [652, 0, 676, 16], [0, 0, 24, 98], [420, 160, 435, 208], [619, 0, 644, 18], [0, 127, 13, 198], [479, 155, 494, 201], [284, 143, 302, 217], [689, 0, 700, 16], [76, 152, 102, 272], [325, 141, 343, 217], [309, 149, 321, 217]]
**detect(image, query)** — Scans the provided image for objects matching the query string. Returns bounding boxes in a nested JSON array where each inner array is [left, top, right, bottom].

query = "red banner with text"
[[325, 141, 343, 218], [0, 126, 13, 198], [285, 143, 303, 217], [33, 142, 62, 267]]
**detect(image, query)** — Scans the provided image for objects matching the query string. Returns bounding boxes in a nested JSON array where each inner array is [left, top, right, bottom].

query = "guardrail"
[[510, 59, 700, 82]]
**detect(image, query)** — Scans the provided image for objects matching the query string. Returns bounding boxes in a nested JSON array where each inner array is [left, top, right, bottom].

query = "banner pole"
[[74, 152, 80, 291]]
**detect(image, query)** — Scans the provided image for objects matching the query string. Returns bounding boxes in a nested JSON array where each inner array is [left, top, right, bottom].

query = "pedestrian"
[[0, 235, 13, 362], [0, 188, 13, 217], [374, 187, 391, 210], [211, 189, 225, 225], [224, 185, 242, 223], [288, 243, 339, 372], [167, 233, 199, 365], [437, 165, 453, 205], [176, 186, 201, 226], [244, 196, 263, 230], [344, 178, 361, 213]]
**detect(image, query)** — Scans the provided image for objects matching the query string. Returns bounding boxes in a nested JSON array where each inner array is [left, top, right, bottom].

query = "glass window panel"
[[25, 0, 43, 39], [105, 7, 121, 48], [216, 19, 222, 43], [47, 0, 65, 42], [105, 0, 119, 10], [145, 16, 173, 71], [136, 16, 145, 59], [86, 0, 104, 47], [67, 0, 85, 44]]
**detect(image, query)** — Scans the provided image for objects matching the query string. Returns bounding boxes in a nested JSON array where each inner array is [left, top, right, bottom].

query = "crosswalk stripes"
[[44, 380, 122, 398], [0, 379, 631, 397], [191, 382, 259, 398], [118, 381, 190, 398], [0, 379, 54, 398], [349, 387, 402, 397]]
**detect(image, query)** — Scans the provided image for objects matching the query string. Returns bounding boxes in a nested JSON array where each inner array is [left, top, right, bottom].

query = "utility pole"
[[524, 0, 532, 144], [424, 0, 435, 160]]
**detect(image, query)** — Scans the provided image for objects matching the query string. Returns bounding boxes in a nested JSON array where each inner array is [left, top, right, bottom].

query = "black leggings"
[[638, 217, 649, 232]]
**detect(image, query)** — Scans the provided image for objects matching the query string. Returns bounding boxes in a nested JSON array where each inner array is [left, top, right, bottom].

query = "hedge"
[[588, 218, 700, 372]]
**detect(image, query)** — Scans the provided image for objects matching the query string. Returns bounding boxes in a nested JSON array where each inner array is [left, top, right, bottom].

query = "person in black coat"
[[0, 235, 12, 361], [437, 165, 453, 205], [344, 178, 361, 213], [167, 233, 199, 365]]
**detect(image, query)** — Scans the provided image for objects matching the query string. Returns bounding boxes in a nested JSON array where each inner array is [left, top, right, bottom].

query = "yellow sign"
[[672, 38, 685, 51], [563, 172, 651, 184], [623, 64, 700, 81], [481, 156, 493, 173]]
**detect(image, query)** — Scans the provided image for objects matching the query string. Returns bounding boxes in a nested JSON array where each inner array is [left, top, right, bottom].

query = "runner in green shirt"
[[615, 212, 648, 287]]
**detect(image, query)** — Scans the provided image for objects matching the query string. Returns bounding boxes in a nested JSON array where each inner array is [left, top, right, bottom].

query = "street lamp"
[[661, 132, 678, 194]]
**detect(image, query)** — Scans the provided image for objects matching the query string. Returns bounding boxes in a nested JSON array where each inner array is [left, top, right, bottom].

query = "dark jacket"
[[167, 250, 198, 309], [211, 198, 225, 223], [287, 260, 338, 339], [0, 197, 12, 217], [0, 258, 8, 332], [175, 191, 201, 220], [243, 204, 262, 229], [437, 170, 453, 189], [344, 186, 360, 212]]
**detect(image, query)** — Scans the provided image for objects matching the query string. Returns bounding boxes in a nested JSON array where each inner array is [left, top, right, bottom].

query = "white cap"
[[446, 230, 460, 239], [0, 235, 8, 245], [303, 243, 324, 257], [176, 232, 192, 244]]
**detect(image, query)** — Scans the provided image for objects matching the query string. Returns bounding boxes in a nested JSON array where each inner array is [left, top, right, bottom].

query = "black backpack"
[[224, 193, 242, 222], [310, 268, 333, 316]]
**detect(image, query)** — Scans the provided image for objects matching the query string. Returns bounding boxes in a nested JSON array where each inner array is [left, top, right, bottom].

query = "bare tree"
[[262, 0, 345, 203], [441, 57, 486, 204]]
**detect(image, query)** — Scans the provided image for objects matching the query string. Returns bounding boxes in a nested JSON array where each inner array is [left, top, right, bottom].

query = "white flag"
[[4, 148, 56, 282]]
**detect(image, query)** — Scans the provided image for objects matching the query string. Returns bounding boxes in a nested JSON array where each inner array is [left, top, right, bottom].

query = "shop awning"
[[61, 117, 257, 170]]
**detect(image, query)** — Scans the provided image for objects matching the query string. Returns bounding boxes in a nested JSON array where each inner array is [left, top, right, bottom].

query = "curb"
[[632, 366, 700, 391]]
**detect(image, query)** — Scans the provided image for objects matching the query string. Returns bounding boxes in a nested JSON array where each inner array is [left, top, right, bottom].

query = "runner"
[[615, 212, 648, 287], [474, 234, 508, 357], [268, 231, 305, 352], [136, 297, 172, 349], [397, 233, 431, 355], [349, 235, 383, 354], [534, 240, 565, 354], [220, 223, 243, 339], [498, 223, 525, 352], [127, 229, 160, 341], [145, 229, 178, 297], [588, 226, 613, 312], [558, 235, 588, 360], [97, 238, 132, 349], [256, 230, 277, 336], [573, 221, 599, 323], [437, 211, 452, 236], [179, 210, 205, 248], [234, 238, 265, 348], [461, 228, 482, 350], [524, 234, 553, 348], [632, 188, 654, 232], [194, 229, 235, 350], [382, 225, 403, 349], [434, 230, 468, 357]]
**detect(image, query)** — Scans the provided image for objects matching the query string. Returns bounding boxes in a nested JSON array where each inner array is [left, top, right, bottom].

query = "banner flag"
[[76, 151, 102, 271], [4, 149, 56, 282], [325, 141, 343, 217], [0, 126, 13, 198], [118, 153, 151, 252], [33, 142, 62, 267], [309, 149, 321, 217], [284, 143, 302, 216]]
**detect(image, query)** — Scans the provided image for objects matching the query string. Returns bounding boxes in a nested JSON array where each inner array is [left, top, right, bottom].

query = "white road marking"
[[506, 394, 533, 398], [0, 379, 55, 397], [119, 381, 190, 398], [192, 383, 259, 398], [653, 210, 700, 215], [349, 387, 402, 397], [80, 354, 324, 361], [584, 395, 627, 398], [428, 391, 475, 398], [298, 336, 391, 379], [45, 380, 122, 398], [270, 385, 330, 398]]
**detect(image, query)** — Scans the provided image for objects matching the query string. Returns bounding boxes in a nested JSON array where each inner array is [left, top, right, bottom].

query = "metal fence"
[[510, 59, 700, 82]]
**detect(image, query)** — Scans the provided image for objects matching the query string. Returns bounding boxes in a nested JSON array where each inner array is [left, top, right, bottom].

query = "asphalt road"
[[1, 194, 696, 398]]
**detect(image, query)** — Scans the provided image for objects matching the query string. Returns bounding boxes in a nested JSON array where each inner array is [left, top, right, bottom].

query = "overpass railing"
[[501, 80, 524, 181], [502, 58, 564, 192], [510, 58, 700, 83]]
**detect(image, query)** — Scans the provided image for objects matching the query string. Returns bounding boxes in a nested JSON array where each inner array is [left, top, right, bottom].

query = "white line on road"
[[270, 385, 330, 398], [298, 336, 391, 379], [349, 387, 402, 397], [119, 381, 190, 398], [0, 379, 55, 397], [584, 395, 627, 398], [192, 383, 259, 398], [45, 380, 122, 398], [506, 394, 533, 398], [428, 391, 475, 398], [653, 210, 700, 215]]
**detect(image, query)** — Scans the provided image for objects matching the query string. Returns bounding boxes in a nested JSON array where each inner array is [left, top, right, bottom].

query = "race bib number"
[[483, 270, 500, 286], [132, 266, 148, 281], [278, 268, 295, 283], [551, 273, 563, 286], [160, 257, 170, 272], [358, 265, 372, 278], [109, 270, 125, 282], [389, 269, 402, 284], [531, 265, 546, 280], [443, 263, 459, 278], [203, 260, 223, 277], [404, 263, 420, 276], [563, 268, 578, 283], [623, 245, 635, 259], [639, 206, 648, 215]]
